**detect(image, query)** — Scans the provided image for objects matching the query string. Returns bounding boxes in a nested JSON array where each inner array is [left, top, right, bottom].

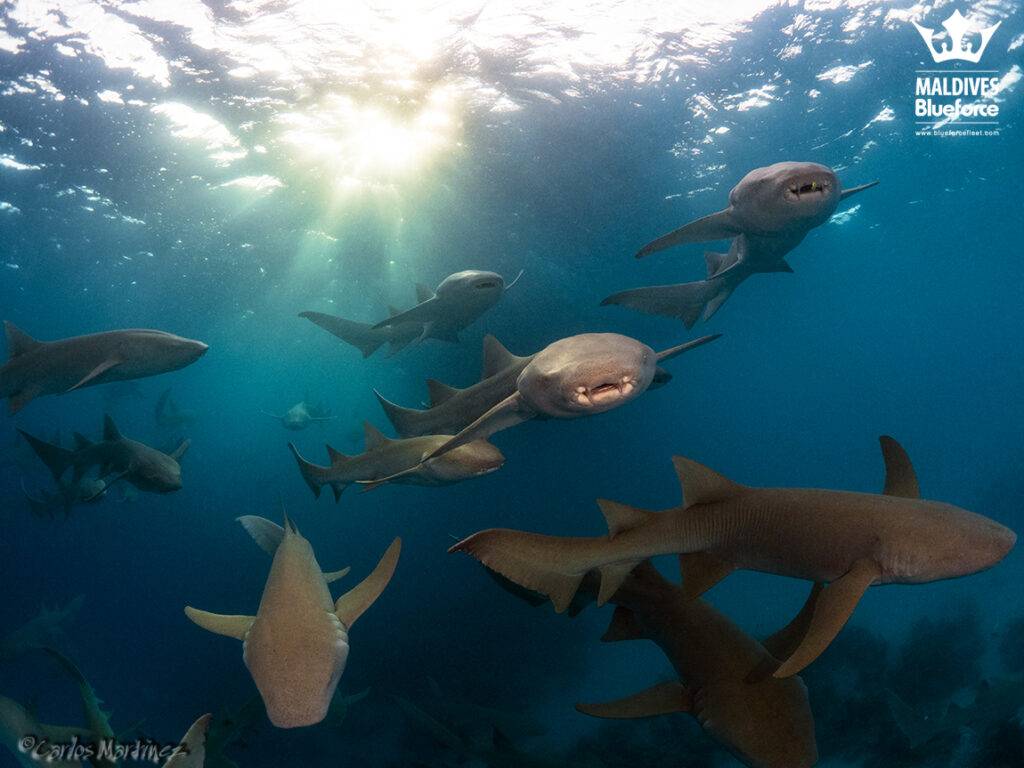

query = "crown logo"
[[913, 10, 1001, 64]]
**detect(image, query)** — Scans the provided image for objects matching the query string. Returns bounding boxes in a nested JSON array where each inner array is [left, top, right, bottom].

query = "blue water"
[[1, 2, 1022, 766]]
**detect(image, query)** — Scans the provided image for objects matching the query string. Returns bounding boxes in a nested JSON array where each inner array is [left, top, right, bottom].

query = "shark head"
[[282, 403, 311, 430], [517, 333, 657, 418], [729, 161, 841, 234], [423, 439, 506, 482], [433, 270, 508, 316], [880, 500, 1016, 584], [133, 451, 184, 493], [119, 330, 209, 377]]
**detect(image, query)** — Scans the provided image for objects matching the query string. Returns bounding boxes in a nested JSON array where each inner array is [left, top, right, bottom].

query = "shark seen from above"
[[0, 321, 208, 414], [185, 514, 401, 728], [450, 436, 1015, 678], [602, 162, 879, 327]]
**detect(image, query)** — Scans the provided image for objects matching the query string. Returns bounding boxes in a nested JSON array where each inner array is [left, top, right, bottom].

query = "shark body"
[[289, 421, 504, 501], [185, 515, 401, 728], [0, 322, 207, 414], [452, 437, 1015, 678], [603, 162, 878, 327]]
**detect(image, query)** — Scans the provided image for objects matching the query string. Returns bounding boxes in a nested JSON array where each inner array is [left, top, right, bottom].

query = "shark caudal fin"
[[373, 389, 430, 438], [601, 279, 737, 329], [287, 442, 349, 502], [18, 429, 75, 481], [299, 311, 385, 358]]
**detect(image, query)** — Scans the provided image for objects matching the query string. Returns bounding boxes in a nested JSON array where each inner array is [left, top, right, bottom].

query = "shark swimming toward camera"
[[397, 332, 719, 469], [602, 162, 878, 327], [264, 400, 335, 431], [288, 421, 504, 501], [0, 322, 208, 414], [371, 269, 523, 344], [19, 415, 189, 496], [489, 561, 819, 768], [299, 304, 424, 359], [451, 437, 1015, 678], [375, 335, 534, 438], [185, 515, 401, 728]]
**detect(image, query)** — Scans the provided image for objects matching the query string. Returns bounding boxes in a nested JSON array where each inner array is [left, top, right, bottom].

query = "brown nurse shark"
[[288, 421, 504, 501], [404, 331, 720, 467], [185, 515, 401, 728], [0, 322, 207, 414], [451, 437, 1015, 678], [602, 162, 878, 327]]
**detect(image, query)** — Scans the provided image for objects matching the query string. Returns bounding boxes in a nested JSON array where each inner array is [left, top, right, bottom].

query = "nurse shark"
[[602, 162, 878, 327], [451, 437, 1015, 678], [0, 322, 207, 414], [185, 515, 400, 728]]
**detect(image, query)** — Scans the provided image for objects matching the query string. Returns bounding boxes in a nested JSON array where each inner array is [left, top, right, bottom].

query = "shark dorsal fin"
[[326, 444, 351, 465], [237, 515, 285, 555], [596, 498, 653, 539], [103, 415, 122, 442], [879, 436, 920, 499], [672, 456, 743, 509], [73, 432, 93, 450], [414, 283, 435, 303], [480, 335, 521, 379], [362, 421, 391, 450], [4, 322, 41, 358], [164, 713, 211, 768], [425, 378, 460, 406], [387, 305, 402, 318]]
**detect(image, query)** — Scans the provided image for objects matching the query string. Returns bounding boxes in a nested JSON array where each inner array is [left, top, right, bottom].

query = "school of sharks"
[[0, 155, 1018, 768]]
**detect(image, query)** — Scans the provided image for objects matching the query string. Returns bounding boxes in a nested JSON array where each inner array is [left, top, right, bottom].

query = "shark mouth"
[[785, 179, 832, 201], [475, 280, 500, 289], [573, 376, 635, 407]]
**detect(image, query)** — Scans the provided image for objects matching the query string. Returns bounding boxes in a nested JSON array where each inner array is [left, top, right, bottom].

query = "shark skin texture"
[[0, 322, 207, 414], [185, 515, 401, 728], [451, 437, 1015, 678], [602, 162, 879, 327]]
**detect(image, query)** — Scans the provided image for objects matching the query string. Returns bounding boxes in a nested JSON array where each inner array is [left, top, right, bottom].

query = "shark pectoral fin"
[[655, 333, 722, 363], [323, 567, 351, 584], [505, 269, 524, 290], [9, 386, 41, 414], [334, 538, 402, 628], [602, 605, 646, 642], [636, 208, 739, 258], [164, 713, 212, 768], [423, 393, 534, 462], [372, 297, 439, 330], [839, 180, 879, 201], [237, 516, 284, 555], [650, 366, 672, 389], [576, 682, 690, 719], [773, 559, 880, 678], [879, 436, 920, 498], [746, 582, 825, 683], [170, 438, 191, 462], [679, 552, 735, 599], [672, 455, 744, 509], [66, 359, 121, 392], [183, 608, 254, 640], [597, 561, 640, 606]]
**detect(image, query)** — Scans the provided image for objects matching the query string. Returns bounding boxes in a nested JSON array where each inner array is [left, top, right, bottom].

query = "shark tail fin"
[[334, 538, 401, 628], [299, 311, 385, 358], [373, 389, 428, 437], [18, 429, 74, 481], [601, 278, 738, 329], [286, 442, 341, 501], [601, 605, 648, 642]]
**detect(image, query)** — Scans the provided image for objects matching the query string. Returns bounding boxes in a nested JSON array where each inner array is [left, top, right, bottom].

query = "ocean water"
[[0, 2, 1022, 767]]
